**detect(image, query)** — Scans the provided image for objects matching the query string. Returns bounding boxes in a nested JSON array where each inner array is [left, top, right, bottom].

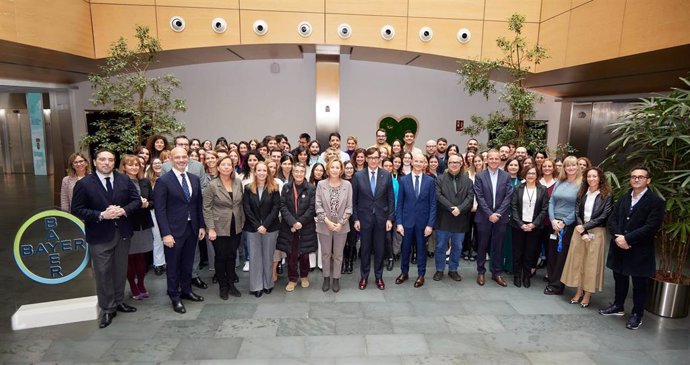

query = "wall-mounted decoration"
[[378, 115, 419, 145]]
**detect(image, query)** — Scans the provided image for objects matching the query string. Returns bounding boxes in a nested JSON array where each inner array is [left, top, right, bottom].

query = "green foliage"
[[457, 13, 549, 151], [83, 25, 186, 155], [603, 76, 690, 283]]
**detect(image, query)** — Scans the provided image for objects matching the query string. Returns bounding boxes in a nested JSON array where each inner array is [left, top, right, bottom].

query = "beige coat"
[[203, 177, 245, 236], [314, 179, 352, 235]]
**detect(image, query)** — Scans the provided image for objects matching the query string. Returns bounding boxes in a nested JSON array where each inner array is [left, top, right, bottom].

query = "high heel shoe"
[[570, 294, 584, 304], [580, 302, 590, 308]]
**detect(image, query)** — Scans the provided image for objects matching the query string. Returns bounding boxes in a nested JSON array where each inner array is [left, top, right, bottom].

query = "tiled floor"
[[1, 174, 688, 364]]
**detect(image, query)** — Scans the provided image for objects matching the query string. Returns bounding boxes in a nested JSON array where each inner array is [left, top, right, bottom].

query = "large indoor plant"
[[604, 76, 690, 317]]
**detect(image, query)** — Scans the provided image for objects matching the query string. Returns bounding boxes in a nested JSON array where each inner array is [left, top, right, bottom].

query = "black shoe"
[[433, 271, 443, 281], [219, 287, 229, 300], [543, 285, 563, 295], [523, 276, 531, 288], [599, 303, 625, 316], [99, 312, 115, 328], [172, 300, 186, 314], [513, 274, 522, 288], [192, 277, 208, 289], [116, 303, 137, 313], [180, 292, 205, 302], [393, 253, 401, 261], [263, 287, 273, 294], [212, 274, 218, 284], [228, 284, 241, 297], [626, 313, 643, 329], [386, 259, 394, 271], [154, 265, 164, 276], [448, 271, 462, 281], [251, 290, 263, 298], [469, 255, 476, 262], [332, 278, 340, 293], [427, 251, 434, 258], [462, 254, 470, 261], [233, 275, 239, 283], [322, 277, 330, 292]]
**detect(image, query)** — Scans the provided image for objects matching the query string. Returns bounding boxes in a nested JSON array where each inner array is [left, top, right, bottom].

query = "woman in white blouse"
[[561, 167, 613, 308], [510, 166, 549, 288]]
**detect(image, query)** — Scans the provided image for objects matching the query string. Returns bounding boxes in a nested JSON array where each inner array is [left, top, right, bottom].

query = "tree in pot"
[[604, 76, 690, 317], [82, 25, 186, 155]]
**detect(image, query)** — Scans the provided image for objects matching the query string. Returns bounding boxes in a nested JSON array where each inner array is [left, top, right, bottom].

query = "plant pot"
[[645, 277, 690, 318]]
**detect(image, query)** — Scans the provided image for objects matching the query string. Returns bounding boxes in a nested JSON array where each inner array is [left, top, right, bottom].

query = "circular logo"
[[13, 209, 89, 284]]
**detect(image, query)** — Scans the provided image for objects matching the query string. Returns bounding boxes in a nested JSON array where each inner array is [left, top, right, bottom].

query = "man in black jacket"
[[599, 166, 665, 330]]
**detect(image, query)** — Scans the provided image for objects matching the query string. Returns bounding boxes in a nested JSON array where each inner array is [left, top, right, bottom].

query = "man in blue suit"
[[395, 153, 436, 288], [71, 149, 141, 328], [352, 147, 395, 290], [154, 147, 206, 314], [473, 149, 513, 287]]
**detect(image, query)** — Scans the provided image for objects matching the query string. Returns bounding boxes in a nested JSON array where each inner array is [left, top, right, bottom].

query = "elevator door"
[[0, 109, 34, 174]]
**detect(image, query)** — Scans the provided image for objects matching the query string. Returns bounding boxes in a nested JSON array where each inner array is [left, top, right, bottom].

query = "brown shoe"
[[476, 274, 485, 286], [432, 271, 444, 281], [395, 273, 409, 285], [492, 275, 507, 287], [413, 276, 425, 288], [448, 271, 462, 281]]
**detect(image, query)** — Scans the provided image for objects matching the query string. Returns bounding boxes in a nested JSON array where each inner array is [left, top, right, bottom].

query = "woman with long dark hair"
[[146, 135, 169, 160]]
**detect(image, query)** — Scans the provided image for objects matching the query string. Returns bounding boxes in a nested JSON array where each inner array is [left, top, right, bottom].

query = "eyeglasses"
[[73, 160, 86, 165], [448, 161, 462, 165], [367, 156, 380, 160], [630, 175, 649, 181]]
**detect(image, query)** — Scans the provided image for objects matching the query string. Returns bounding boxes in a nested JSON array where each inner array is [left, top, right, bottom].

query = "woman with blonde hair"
[[314, 159, 352, 292], [60, 152, 91, 212], [243, 161, 281, 297]]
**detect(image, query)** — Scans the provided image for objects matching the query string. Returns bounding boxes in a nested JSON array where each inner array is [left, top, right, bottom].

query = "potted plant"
[[604, 76, 690, 318]]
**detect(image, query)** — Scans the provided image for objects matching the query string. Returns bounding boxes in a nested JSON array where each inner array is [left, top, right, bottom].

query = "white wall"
[[70, 54, 561, 152]]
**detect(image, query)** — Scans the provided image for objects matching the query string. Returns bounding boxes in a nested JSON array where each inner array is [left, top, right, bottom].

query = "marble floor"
[[1, 174, 688, 364]]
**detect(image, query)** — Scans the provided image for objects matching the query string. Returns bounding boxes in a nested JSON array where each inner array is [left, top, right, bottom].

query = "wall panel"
[[481, 20, 539, 63], [540, 0, 570, 21], [15, 0, 94, 58], [91, 4, 157, 58], [565, 0, 625, 66], [485, 0, 541, 22], [326, 0, 408, 17], [0, 0, 17, 42], [535, 12, 569, 72], [407, 18, 483, 59], [91, 0, 154, 5], [240, 10, 325, 44], [325, 14, 408, 50], [619, 0, 690, 56], [241, 0, 324, 13], [157, 0, 239, 8], [408, 0, 484, 20], [156, 7, 240, 50]]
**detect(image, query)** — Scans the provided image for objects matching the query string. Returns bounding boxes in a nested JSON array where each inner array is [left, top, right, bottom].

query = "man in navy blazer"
[[473, 149, 513, 287], [71, 149, 141, 328], [352, 147, 395, 290], [154, 147, 206, 314], [395, 153, 437, 288]]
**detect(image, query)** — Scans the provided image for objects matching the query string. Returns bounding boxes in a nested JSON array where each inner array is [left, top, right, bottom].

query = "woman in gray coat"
[[315, 159, 353, 293]]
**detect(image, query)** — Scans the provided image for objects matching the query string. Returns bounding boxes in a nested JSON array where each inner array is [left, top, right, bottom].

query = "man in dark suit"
[[599, 166, 665, 330], [473, 149, 513, 287], [154, 147, 207, 314], [395, 153, 437, 288], [352, 147, 395, 290], [71, 149, 141, 328]]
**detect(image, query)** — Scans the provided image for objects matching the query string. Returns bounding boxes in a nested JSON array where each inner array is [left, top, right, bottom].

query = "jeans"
[[435, 230, 465, 272]]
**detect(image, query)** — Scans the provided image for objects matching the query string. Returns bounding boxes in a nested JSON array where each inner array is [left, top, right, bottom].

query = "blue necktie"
[[180, 173, 191, 202], [415, 175, 420, 197], [370, 171, 376, 195]]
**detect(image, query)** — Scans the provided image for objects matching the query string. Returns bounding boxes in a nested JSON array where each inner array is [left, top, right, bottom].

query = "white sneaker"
[[243, 261, 250, 272]]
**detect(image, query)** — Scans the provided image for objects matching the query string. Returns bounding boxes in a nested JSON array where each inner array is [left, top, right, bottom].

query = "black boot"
[[514, 272, 522, 288]]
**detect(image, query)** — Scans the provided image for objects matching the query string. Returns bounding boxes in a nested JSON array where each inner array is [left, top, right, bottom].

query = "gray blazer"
[[202, 177, 245, 236], [314, 179, 352, 235], [162, 159, 208, 188]]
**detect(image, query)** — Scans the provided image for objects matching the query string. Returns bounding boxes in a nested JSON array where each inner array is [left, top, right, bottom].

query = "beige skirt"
[[561, 226, 606, 293]]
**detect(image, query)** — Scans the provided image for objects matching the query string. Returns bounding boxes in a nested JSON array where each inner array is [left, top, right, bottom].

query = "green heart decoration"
[[378, 115, 419, 146]]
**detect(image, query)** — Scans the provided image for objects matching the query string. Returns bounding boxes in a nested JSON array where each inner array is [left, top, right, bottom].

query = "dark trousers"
[[476, 221, 508, 276], [359, 223, 386, 279], [461, 212, 478, 257], [536, 226, 552, 268], [213, 232, 241, 289], [511, 227, 540, 278], [547, 224, 575, 290], [287, 234, 310, 282], [384, 227, 394, 260], [164, 222, 197, 301], [613, 271, 648, 316], [401, 224, 428, 276], [91, 230, 131, 313]]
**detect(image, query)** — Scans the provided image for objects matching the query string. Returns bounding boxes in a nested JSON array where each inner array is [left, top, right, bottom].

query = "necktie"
[[180, 173, 191, 202], [370, 171, 376, 195], [415, 175, 420, 197], [105, 176, 113, 200], [452, 176, 458, 194]]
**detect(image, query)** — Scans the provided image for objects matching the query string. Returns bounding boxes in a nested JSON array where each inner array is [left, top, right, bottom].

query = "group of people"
[[62, 129, 664, 331]]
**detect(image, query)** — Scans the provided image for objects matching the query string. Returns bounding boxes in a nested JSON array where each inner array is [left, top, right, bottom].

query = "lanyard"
[[557, 229, 565, 253]]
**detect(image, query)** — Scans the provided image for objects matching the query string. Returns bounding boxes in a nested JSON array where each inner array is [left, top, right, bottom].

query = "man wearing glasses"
[[599, 166, 664, 330]]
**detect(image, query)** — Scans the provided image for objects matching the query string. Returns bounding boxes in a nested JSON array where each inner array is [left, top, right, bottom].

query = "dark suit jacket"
[[473, 168, 513, 227], [153, 169, 205, 238], [435, 171, 474, 232], [510, 183, 549, 229], [352, 168, 395, 228], [242, 185, 281, 233], [71, 171, 141, 244], [396, 173, 436, 228], [277, 180, 317, 255], [575, 192, 613, 234], [607, 189, 664, 277]]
